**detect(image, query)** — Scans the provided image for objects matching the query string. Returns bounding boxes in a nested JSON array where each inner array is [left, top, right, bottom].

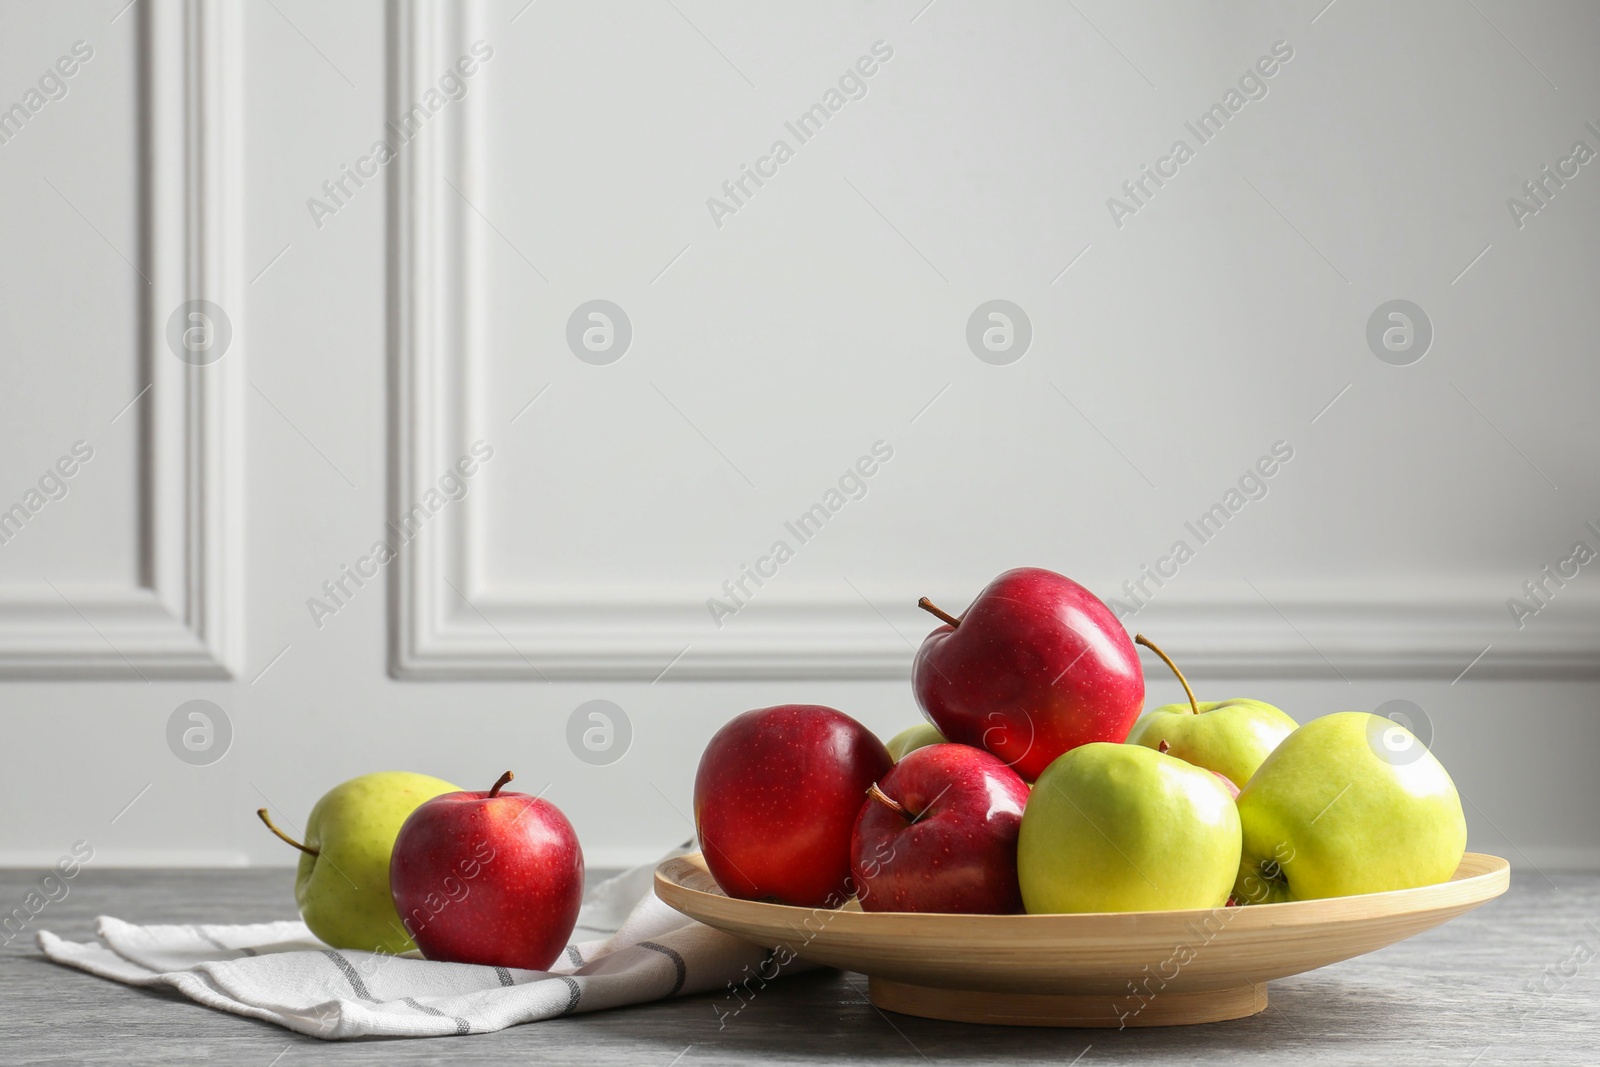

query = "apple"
[[1157, 739, 1241, 798], [256, 771, 460, 953], [1125, 634, 1297, 789], [850, 743, 1031, 913], [389, 771, 583, 970], [695, 704, 891, 907], [912, 567, 1145, 781], [1233, 712, 1466, 904], [885, 722, 946, 762], [1018, 742, 1240, 913]]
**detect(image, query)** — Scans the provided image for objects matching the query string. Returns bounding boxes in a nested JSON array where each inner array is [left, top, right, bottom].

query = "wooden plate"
[[655, 851, 1509, 1027]]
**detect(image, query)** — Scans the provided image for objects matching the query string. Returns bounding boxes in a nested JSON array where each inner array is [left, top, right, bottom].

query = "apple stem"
[[866, 782, 912, 820], [256, 809, 319, 858], [1134, 634, 1199, 715], [488, 770, 514, 798], [917, 597, 961, 629]]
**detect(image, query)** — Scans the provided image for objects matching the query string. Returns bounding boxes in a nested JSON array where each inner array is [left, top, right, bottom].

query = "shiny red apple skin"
[[850, 743, 1031, 914], [912, 567, 1145, 781], [694, 705, 892, 907], [389, 785, 583, 971]]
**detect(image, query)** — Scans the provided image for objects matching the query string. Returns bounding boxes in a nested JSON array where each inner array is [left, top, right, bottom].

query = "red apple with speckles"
[[389, 771, 582, 971], [850, 743, 1031, 913], [913, 567, 1144, 781], [694, 705, 892, 907]]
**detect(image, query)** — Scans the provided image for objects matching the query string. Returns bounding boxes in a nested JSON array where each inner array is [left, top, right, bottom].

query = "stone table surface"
[[1, 867, 1595, 1066]]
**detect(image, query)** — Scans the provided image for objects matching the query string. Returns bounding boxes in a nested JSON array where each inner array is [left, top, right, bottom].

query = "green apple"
[[1018, 742, 1241, 913], [1233, 712, 1466, 904], [885, 723, 946, 762], [257, 771, 460, 952], [1127, 634, 1297, 789], [1126, 699, 1296, 789]]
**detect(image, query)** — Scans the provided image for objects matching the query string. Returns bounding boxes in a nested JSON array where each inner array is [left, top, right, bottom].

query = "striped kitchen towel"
[[37, 848, 811, 1039]]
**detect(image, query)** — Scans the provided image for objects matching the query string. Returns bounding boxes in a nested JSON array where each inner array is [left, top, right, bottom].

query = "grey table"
[[1, 867, 1594, 1066]]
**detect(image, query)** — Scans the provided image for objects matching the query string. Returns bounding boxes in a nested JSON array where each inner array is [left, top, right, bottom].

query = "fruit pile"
[[695, 566, 1468, 914], [257, 770, 584, 969], [259, 566, 1469, 969]]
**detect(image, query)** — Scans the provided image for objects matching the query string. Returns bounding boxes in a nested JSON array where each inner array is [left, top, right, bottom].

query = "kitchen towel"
[[37, 848, 808, 1039]]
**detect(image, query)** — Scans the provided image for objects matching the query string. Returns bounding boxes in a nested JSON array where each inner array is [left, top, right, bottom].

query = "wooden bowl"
[[655, 851, 1509, 1027]]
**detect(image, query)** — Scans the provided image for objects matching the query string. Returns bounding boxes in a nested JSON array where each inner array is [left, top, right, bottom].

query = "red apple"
[[850, 743, 1031, 913], [694, 705, 891, 907], [389, 771, 583, 971], [912, 567, 1144, 781]]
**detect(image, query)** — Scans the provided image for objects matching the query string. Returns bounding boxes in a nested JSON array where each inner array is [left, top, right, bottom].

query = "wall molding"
[[389, 0, 477, 680], [387, 0, 1600, 682], [0, 0, 244, 679], [395, 578, 1600, 682]]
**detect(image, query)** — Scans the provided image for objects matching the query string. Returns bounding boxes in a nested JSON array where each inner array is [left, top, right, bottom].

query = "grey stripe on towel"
[[320, 950, 376, 1002], [638, 941, 687, 996], [557, 975, 583, 1015], [401, 996, 471, 1035]]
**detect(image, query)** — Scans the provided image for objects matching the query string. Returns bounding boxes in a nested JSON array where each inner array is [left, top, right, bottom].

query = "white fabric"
[[38, 850, 805, 1039]]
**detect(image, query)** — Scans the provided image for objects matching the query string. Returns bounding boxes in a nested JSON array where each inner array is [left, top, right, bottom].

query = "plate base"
[[869, 977, 1269, 1028]]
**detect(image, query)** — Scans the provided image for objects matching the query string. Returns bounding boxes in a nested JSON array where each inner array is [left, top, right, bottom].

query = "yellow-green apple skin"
[[1126, 699, 1297, 789], [1018, 742, 1241, 913], [886, 723, 946, 762], [1232, 712, 1466, 905], [294, 772, 461, 952]]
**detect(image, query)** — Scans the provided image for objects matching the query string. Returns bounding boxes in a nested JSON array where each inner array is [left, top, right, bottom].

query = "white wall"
[[0, 0, 1596, 872]]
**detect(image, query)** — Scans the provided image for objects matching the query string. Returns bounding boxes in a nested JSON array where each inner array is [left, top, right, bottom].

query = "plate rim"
[[655, 850, 1510, 927]]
